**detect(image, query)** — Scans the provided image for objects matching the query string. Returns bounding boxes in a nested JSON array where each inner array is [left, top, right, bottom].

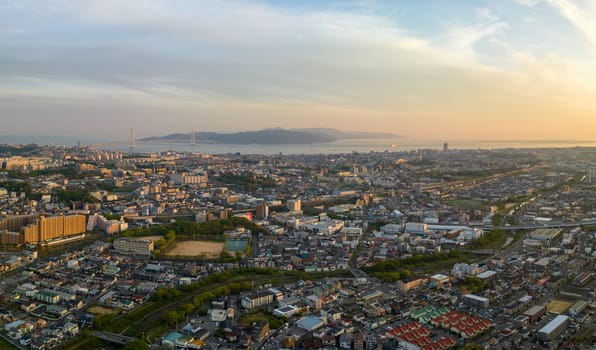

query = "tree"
[[183, 303, 195, 317], [93, 314, 115, 330], [164, 311, 182, 326], [215, 328, 226, 338], [463, 276, 488, 293], [492, 213, 504, 226], [121, 339, 150, 350]]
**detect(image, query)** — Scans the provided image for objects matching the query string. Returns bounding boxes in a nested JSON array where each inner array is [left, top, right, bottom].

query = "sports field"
[[224, 238, 249, 252], [87, 305, 117, 315], [166, 241, 224, 257], [547, 300, 572, 314]]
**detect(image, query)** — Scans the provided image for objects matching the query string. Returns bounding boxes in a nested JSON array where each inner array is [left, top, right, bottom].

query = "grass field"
[[87, 305, 118, 315], [446, 199, 483, 209], [547, 300, 572, 314], [0, 337, 15, 350], [165, 241, 224, 257]]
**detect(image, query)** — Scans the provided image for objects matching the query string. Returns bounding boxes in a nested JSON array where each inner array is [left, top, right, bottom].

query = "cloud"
[[0, 0, 595, 140], [545, 0, 596, 48], [516, 0, 540, 6]]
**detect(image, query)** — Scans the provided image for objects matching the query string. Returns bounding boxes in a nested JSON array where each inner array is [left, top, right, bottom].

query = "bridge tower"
[[129, 128, 136, 151]]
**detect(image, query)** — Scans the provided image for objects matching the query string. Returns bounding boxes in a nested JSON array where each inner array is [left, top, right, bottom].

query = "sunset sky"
[[1, 0, 595, 141]]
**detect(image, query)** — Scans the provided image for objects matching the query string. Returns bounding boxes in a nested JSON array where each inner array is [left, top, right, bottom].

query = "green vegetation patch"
[[363, 251, 474, 282], [0, 180, 32, 197], [0, 337, 17, 350], [462, 276, 488, 293], [122, 217, 265, 239], [53, 188, 98, 203], [217, 174, 277, 190], [239, 309, 287, 329], [446, 199, 483, 210], [58, 330, 105, 350], [466, 229, 524, 250]]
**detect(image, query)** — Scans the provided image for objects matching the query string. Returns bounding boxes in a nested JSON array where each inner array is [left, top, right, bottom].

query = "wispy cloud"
[[515, 0, 540, 6], [544, 0, 596, 48], [0, 0, 594, 140]]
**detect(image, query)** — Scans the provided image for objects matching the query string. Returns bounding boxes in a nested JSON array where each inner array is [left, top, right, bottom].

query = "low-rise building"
[[537, 315, 569, 341], [241, 291, 274, 310]]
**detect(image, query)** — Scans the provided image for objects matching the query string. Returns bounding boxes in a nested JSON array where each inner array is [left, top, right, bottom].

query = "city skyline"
[[1, 0, 596, 141]]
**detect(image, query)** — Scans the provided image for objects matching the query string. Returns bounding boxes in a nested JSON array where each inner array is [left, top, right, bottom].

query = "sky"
[[1, 0, 596, 141]]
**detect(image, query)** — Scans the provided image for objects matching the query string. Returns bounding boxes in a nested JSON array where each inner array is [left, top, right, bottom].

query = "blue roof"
[[538, 315, 569, 335], [6, 320, 26, 328], [297, 316, 324, 330], [163, 332, 183, 343]]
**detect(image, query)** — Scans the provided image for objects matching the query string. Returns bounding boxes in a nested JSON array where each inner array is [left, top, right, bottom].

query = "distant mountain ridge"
[[142, 128, 397, 145]]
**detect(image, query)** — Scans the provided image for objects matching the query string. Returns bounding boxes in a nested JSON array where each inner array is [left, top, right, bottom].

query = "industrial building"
[[296, 316, 325, 332], [537, 315, 569, 341]]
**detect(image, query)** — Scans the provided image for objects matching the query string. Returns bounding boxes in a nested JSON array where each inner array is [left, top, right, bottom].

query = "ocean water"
[[1, 135, 595, 155]]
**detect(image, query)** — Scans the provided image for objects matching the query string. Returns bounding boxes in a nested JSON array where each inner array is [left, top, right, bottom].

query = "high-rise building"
[[287, 199, 301, 212], [256, 201, 269, 219], [443, 142, 448, 152], [0, 214, 86, 244]]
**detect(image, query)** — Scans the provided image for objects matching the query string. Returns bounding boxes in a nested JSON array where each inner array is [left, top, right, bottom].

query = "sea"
[[1, 135, 595, 155]]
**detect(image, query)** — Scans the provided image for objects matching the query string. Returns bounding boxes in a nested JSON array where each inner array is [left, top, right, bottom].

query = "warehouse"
[[296, 316, 325, 332], [537, 315, 569, 341]]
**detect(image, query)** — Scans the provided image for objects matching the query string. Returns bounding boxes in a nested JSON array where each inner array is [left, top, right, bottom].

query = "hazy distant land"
[[141, 128, 397, 145]]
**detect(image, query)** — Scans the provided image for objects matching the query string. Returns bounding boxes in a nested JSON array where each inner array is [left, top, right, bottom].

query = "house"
[[20, 335, 32, 346], [322, 334, 335, 347], [353, 332, 365, 350], [4, 319, 25, 332], [62, 322, 79, 336], [251, 321, 269, 342], [339, 333, 351, 349]]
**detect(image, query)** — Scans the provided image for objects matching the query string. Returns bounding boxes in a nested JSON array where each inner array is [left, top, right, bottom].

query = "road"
[[420, 220, 596, 232], [92, 331, 135, 345]]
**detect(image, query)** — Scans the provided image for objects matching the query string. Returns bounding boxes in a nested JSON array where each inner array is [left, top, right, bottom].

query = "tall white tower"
[[130, 128, 136, 150]]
